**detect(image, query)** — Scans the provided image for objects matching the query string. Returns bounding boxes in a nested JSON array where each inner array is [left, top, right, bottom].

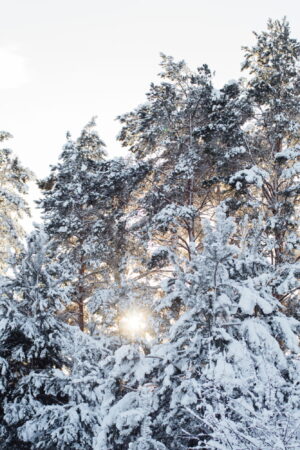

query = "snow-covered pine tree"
[[0, 229, 70, 448], [117, 55, 252, 336], [98, 209, 300, 449], [117, 55, 216, 261], [204, 214, 300, 449], [118, 53, 252, 254], [0, 130, 31, 273], [13, 328, 121, 450], [228, 18, 300, 269], [0, 228, 125, 449], [40, 120, 148, 332], [39, 119, 107, 331]]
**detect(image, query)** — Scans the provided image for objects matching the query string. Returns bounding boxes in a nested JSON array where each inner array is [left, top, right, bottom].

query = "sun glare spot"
[[120, 310, 147, 337]]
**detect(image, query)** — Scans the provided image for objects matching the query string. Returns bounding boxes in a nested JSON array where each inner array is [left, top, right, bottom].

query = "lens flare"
[[120, 310, 146, 337]]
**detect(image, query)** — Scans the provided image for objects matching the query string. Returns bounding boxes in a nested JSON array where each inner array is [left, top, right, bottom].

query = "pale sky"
[[0, 0, 300, 178]]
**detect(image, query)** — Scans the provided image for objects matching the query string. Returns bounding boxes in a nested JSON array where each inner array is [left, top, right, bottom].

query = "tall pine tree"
[[39, 119, 107, 330]]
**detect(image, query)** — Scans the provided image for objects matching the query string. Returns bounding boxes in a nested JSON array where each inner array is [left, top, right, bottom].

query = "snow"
[[229, 166, 269, 188], [2, 18, 300, 450], [238, 286, 274, 315]]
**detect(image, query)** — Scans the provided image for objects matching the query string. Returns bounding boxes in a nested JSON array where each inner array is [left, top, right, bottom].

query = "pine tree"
[[0, 229, 70, 448], [0, 228, 127, 449], [118, 55, 251, 259], [118, 55, 215, 260], [40, 119, 148, 332], [116, 55, 252, 334], [98, 209, 300, 449], [39, 119, 107, 330], [0, 130, 31, 273], [228, 18, 300, 268]]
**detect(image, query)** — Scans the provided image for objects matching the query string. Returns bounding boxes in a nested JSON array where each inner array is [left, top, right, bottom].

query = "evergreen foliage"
[[95, 209, 300, 449], [0, 229, 69, 448], [39, 118, 107, 330], [0, 131, 31, 273], [228, 18, 300, 268], [39, 119, 148, 331], [0, 17, 300, 450]]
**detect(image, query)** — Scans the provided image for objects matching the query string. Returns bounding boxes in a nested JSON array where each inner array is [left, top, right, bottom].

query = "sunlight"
[[120, 310, 147, 337]]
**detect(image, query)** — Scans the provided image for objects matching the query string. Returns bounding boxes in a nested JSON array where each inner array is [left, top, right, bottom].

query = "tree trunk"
[[78, 261, 86, 331]]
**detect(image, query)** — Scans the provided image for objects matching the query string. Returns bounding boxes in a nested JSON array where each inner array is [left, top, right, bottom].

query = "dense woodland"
[[0, 18, 300, 449]]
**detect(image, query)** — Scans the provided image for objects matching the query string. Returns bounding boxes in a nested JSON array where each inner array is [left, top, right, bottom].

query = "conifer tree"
[[39, 119, 107, 330], [118, 55, 215, 260], [0, 229, 69, 448], [118, 55, 251, 261], [0, 228, 125, 449], [40, 119, 148, 332], [0, 131, 31, 273], [98, 209, 300, 449], [228, 18, 300, 267], [117, 55, 252, 332]]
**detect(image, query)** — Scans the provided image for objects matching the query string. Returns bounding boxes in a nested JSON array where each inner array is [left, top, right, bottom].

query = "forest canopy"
[[0, 18, 300, 450]]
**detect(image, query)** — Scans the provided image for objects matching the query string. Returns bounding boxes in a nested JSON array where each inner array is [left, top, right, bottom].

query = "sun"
[[120, 310, 147, 337]]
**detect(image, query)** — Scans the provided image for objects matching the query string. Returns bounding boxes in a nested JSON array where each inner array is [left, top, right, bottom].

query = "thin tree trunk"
[[78, 261, 86, 331]]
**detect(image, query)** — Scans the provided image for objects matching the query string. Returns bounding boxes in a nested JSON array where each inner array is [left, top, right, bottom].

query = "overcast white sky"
[[0, 0, 300, 178]]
